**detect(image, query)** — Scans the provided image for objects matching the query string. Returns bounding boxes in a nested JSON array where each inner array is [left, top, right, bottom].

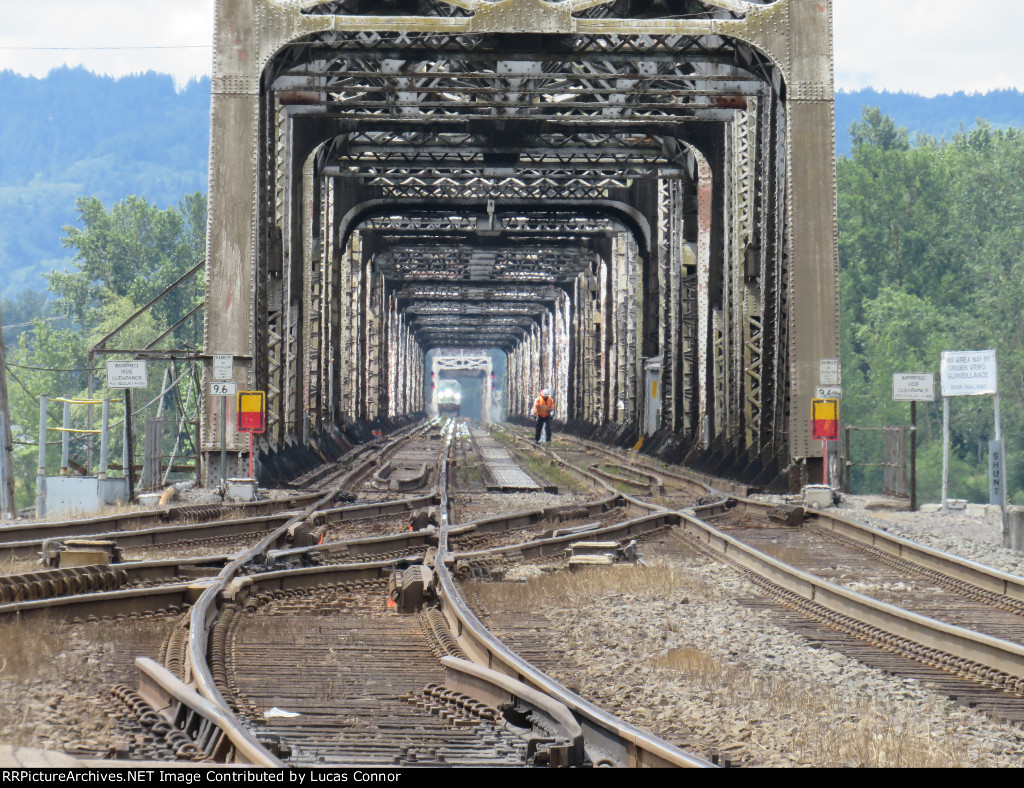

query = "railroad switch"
[[40, 538, 122, 568], [529, 739, 574, 768], [256, 734, 291, 760], [767, 504, 805, 527], [288, 521, 323, 548], [497, 700, 532, 728], [567, 539, 639, 567], [387, 565, 437, 613], [409, 506, 440, 531]]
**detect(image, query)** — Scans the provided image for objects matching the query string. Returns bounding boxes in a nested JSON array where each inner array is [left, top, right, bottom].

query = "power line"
[[2, 315, 70, 331], [0, 45, 211, 51], [6, 363, 94, 373]]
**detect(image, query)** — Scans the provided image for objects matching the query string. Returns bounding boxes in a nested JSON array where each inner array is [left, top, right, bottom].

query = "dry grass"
[[0, 616, 86, 681], [0, 553, 41, 576], [472, 561, 699, 610], [26, 501, 147, 524]]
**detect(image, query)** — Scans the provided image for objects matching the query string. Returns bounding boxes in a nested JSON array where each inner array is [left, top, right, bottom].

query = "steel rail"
[[795, 503, 1024, 605], [0, 418, 430, 552], [586, 463, 661, 493], [230, 556, 420, 597], [135, 657, 274, 765], [78, 419, 699, 766], [534, 430, 1024, 685], [446, 493, 620, 539], [0, 490, 438, 560], [0, 494, 319, 549], [0, 583, 197, 619], [551, 429, 748, 496], [676, 505, 1024, 680], [448, 509, 678, 564], [436, 422, 714, 767], [168, 420, 438, 763]]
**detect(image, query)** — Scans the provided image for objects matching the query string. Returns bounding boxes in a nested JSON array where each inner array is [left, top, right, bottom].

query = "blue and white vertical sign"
[[990, 439, 1005, 506]]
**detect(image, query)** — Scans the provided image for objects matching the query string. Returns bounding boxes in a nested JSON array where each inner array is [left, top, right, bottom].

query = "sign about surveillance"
[[940, 350, 997, 397]]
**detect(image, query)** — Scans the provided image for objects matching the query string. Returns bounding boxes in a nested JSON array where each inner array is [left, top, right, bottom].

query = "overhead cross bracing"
[[204, 0, 839, 490]]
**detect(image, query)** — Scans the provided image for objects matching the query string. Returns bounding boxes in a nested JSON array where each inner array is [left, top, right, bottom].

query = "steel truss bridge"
[[204, 0, 839, 489]]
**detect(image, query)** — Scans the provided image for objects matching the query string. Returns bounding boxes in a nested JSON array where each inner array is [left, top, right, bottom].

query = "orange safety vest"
[[533, 395, 554, 418]]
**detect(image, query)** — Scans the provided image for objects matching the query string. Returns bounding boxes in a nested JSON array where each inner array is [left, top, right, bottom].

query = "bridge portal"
[[203, 0, 839, 490]]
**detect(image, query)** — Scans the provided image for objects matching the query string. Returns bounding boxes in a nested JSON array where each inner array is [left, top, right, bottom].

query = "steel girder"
[[205, 0, 839, 486]]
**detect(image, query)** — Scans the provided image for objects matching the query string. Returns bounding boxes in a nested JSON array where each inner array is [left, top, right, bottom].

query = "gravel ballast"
[[473, 494, 1024, 767]]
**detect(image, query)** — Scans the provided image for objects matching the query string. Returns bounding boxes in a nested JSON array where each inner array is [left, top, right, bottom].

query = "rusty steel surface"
[[227, 583, 531, 766], [203, 0, 839, 488]]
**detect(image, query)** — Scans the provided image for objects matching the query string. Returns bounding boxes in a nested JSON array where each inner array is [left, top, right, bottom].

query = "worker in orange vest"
[[532, 388, 555, 443]]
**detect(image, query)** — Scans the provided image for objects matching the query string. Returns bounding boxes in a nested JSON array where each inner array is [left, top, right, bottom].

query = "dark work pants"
[[535, 416, 552, 442]]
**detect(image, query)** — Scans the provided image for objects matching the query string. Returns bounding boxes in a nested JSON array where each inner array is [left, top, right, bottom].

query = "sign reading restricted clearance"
[[236, 390, 266, 433], [106, 360, 148, 389], [811, 398, 839, 441], [893, 373, 935, 402]]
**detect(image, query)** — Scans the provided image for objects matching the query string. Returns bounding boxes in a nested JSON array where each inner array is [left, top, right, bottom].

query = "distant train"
[[436, 380, 461, 417]]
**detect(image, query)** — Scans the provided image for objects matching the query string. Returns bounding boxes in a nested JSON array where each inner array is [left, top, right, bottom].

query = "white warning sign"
[[940, 350, 997, 397], [892, 373, 935, 402], [106, 360, 148, 389]]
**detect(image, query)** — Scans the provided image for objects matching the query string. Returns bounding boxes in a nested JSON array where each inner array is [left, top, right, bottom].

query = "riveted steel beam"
[[207, 0, 838, 486]]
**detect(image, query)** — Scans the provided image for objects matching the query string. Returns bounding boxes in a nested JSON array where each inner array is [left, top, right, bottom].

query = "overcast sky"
[[1, 0, 1022, 96]]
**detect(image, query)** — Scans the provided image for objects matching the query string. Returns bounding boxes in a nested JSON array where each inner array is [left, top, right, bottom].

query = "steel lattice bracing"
[[204, 0, 839, 488]]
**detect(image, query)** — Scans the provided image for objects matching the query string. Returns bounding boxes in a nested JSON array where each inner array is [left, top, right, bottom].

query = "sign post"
[[817, 360, 841, 486], [106, 360, 148, 502], [893, 373, 935, 512], [811, 398, 839, 486], [211, 355, 235, 492], [209, 382, 237, 491], [236, 391, 266, 480], [939, 350, 1004, 538]]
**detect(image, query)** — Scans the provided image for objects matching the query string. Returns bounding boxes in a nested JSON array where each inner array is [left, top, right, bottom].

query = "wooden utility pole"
[[0, 301, 16, 516]]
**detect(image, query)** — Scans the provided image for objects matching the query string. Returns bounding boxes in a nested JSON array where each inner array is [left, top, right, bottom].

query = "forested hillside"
[[835, 89, 1024, 156], [0, 67, 209, 296], [0, 68, 1019, 297]]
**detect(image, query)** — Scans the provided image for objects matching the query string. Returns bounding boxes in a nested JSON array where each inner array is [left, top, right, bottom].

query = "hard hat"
[[541, 389, 550, 396]]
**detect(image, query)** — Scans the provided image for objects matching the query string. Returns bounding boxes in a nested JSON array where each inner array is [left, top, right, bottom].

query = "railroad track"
[[20, 418, 1024, 767], [0, 418, 427, 559], [505, 426, 1024, 730], [3, 418, 712, 767]]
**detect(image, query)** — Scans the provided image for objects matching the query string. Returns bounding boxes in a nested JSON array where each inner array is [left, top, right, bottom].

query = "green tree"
[[4, 193, 206, 509], [48, 192, 206, 345], [839, 109, 1024, 503]]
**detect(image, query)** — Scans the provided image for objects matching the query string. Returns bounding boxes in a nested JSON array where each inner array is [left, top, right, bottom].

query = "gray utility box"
[[43, 476, 128, 517]]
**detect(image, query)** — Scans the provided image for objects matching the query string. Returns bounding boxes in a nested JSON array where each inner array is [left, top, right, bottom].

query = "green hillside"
[[0, 67, 209, 297]]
